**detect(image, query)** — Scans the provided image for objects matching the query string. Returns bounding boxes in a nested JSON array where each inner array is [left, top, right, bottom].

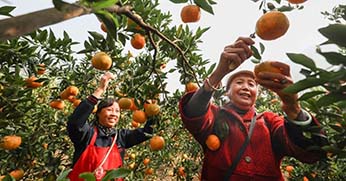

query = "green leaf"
[[318, 24, 346, 47], [330, 124, 344, 133], [283, 77, 328, 94], [318, 51, 346, 66], [91, 0, 118, 10], [277, 5, 295, 12], [286, 53, 317, 71], [259, 42, 265, 54], [78, 172, 96, 181], [316, 92, 346, 107], [169, 0, 188, 3], [53, 0, 71, 11], [251, 45, 261, 60], [298, 90, 325, 101], [194, 0, 214, 15], [207, 63, 216, 75], [95, 11, 118, 40], [0, 6, 15, 17], [321, 145, 341, 154], [101, 168, 131, 181], [57, 169, 72, 181]]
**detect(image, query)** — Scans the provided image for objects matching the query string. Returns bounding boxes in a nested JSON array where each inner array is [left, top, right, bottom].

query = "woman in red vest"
[[179, 36, 326, 180], [67, 72, 153, 180]]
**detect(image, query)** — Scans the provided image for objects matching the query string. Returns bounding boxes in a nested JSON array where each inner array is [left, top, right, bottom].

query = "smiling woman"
[[66, 72, 154, 181], [179, 36, 327, 181]]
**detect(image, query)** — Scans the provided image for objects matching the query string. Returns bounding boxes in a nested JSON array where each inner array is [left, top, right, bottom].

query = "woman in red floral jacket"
[[179, 36, 326, 181]]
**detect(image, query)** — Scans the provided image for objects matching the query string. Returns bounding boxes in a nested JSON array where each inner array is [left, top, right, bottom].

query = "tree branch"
[[0, 4, 91, 41]]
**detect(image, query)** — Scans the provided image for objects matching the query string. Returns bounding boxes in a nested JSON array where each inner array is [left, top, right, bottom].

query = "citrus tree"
[[0, 0, 345, 180]]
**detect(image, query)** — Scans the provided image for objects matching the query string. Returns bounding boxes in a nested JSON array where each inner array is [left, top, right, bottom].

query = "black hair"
[[95, 98, 118, 117]]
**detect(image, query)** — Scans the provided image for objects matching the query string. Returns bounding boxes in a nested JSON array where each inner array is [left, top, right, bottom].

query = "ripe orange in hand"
[[131, 33, 146, 49], [0, 135, 22, 150], [145, 103, 160, 116], [185, 82, 199, 92], [91, 52, 112, 70], [49, 100, 65, 110], [180, 5, 201, 23], [149, 135, 165, 151], [254, 61, 282, 79], [255, 11, 289, 40], [205, 134, 221, 151], [288, 0, 307, 4], [118, 97, 133, 110], [132, 110, 147, 123]]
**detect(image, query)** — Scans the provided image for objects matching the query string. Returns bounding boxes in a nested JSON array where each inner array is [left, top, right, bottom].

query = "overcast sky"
[[1, 0, 344, 91]]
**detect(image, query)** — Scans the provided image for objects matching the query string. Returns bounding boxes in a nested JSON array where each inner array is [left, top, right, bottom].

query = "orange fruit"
[[205, 134, 221, 151], [130, 33, 146, 50], [67, 96, 77, 103], [91, 52, 112, 70], [254, 61, 282, 79], [73, 99, 81, 108], [185, 82, 199, 92], [49, 100, 65, 110], [132, 110, 147, 123], [285, 165, 294, 173], [25, 76, 43, 88], [118, 97, 133, 110], [145, 168, 154, 175], [0, 135, 22, 150], [288, 0, 307, 4], [178, 167, 186, 177], [129, 98, 139, 111], [37, 64, 46, 75], [66, 86, 79, 96], [149, 135, 165, 151], [143, 158, 150, 166], [9, 169, 24, 180], [144, 99, 157, 110], [100, 22, 107, 32], [303, 176, 309, 181], [131, 120, 140, 128], [180, 5, 201, 23], [255, 11, 289, 40], [145, 103, 160, 116]]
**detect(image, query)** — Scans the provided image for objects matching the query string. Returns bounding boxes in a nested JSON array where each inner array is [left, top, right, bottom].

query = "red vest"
[[68, 127, 122, 181]]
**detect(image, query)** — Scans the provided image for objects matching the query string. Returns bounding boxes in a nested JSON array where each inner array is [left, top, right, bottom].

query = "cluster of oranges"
[[0, 135, 24, 180], [118, 97, 165, 151]]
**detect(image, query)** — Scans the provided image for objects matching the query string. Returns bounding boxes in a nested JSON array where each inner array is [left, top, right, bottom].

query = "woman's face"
[[97, 102, 121, 128], [227, 74, 258, 110]]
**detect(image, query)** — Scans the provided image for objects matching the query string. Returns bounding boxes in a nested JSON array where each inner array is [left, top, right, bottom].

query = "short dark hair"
[[96, 98, 118, 115]]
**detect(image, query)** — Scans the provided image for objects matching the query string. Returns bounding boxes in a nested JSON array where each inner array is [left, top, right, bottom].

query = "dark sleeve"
[[117, 119, 154, 149], [285, 111, 328, 153], [67, 95, 98, 145], [183, 85, 214, 118]]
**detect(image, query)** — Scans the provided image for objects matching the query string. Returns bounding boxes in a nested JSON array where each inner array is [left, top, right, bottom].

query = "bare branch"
[[0, 4, 92, 41]]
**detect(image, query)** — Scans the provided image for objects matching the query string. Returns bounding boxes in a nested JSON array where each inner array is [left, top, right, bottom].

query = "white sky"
[[0, 0, 343, 92]]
